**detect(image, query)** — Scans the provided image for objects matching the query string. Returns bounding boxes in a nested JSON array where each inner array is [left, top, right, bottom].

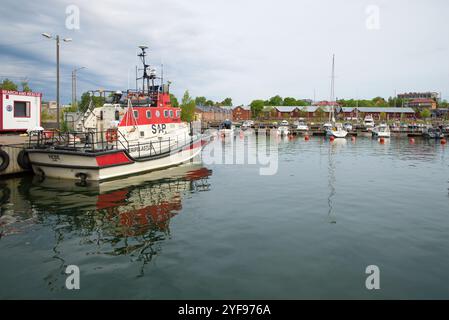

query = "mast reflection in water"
[[0, 162, 212, 281]]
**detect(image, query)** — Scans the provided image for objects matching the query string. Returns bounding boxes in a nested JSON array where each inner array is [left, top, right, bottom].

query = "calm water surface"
[[1, 134, 448, 299]]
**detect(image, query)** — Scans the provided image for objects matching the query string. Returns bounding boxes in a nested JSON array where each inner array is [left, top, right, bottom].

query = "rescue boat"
[[26, 46, 209, 182]]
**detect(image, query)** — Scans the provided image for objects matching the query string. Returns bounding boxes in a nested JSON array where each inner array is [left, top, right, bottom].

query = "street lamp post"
[[42, 33, 72, 129], [72, 67, 86, 110]]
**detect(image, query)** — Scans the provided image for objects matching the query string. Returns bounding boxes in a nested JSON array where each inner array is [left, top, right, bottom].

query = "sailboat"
[[325, 54, 348, 139]]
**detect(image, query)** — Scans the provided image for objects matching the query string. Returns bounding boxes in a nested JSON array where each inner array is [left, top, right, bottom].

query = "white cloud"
[[1, 0, 449, 104]]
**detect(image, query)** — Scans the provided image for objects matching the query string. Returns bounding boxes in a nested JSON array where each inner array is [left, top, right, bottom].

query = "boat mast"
[[137, 45, 150, 95], [329, 54, 335, 123]]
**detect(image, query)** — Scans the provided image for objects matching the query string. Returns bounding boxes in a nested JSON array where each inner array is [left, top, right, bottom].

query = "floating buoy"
[[304, 135, 310, 141], [379, 137, 385, 144], [329, 136, 335, 142], [441, 139, 447, 145], [351, 136, 356, 142], [409, 138, 415, 144]]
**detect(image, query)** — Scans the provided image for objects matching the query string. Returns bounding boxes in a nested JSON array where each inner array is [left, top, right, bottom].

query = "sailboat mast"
[[329, 54, 335, 122]]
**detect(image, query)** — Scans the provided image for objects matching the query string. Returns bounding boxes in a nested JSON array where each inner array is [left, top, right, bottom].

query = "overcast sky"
[[0, 0, 448, 105]]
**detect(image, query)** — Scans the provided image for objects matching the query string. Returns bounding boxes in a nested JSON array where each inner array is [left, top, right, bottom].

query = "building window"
[[146, 110, 151, 119], [133, 110, 139, 118], [115, 110, 120, 121], [140, 131, 145, 137], [14, 101, 30, 118]]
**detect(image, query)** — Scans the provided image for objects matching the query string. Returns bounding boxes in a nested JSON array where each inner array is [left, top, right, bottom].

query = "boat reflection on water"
[[0, 161, 212, 278]]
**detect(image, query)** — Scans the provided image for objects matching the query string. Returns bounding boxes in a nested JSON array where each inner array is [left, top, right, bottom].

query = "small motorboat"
[[372, 123, 391, 138], [277, 125, 290, 136], [296, 121, 309, 132], [422, 127, 445, 139], [240, 121, 250, 131], [219, 119, 234, 136]]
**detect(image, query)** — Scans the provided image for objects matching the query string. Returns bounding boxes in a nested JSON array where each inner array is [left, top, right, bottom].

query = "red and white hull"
[[28, 139, 205, 181]]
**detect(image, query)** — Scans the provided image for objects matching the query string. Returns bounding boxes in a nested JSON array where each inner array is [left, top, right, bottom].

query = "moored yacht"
[[422, 126, 445, 139], [364, 115, 375, 131], [326, 122, 348, 138], [372, 123, 391, 138], [325, 55, 347, 139]]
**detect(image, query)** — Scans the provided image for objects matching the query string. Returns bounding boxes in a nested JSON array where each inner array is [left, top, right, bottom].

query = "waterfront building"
[[274, 106, 301, 118], [195, 105, 232, 122], [408, 98, 437, 110], [355, 107, 416, 120], [398, 92, 440, 102], [232, 105, 251, 121]]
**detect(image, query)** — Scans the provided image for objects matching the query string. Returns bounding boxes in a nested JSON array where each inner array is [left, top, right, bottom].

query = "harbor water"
[[1, 134, 448, 299]]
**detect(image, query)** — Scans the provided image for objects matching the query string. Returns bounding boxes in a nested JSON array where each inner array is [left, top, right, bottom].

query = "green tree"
[[181, 90, 195, 122], [78, 92, 106, 113], [205, 100, 214, 106], [250, 100, 265, 118], [195, 96, 207, 106], [169, 94, 179, 107], [420, 108, 431, 119], [221, 97, 233, 106], [20, 81, 32, 92], [181, 90, 192, 106], [267, 95, 283, 106], [0, 78, 18, 91], [438, 99, 449, 108], [283, 97, 297, 106], [372, 96, 387, 107]]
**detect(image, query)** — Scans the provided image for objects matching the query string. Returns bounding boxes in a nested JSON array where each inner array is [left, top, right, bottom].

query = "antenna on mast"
[[137, 45, 150, 95]]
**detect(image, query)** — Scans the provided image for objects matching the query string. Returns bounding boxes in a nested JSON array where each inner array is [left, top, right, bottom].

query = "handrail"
[[27, 128, 200, 158]]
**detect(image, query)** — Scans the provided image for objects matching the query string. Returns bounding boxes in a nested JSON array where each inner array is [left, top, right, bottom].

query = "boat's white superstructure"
[[372, 123, 391, 138], [219, 120, 234, 136], [296, 121, 309, 132], [364, 115, 375, 130], [277, 126, 290, 136]]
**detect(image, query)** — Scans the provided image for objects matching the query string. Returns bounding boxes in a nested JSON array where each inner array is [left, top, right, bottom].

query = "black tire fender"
[[17, 149, 32, 171], [0, 149, 10, 172]]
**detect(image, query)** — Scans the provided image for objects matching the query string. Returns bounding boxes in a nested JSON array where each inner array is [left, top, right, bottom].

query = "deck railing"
[[28, 129, 198, 159]]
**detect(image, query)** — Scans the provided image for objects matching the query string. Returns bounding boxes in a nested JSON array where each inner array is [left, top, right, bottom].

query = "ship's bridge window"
[[164, 110, 169, 118], [115, 110, 120, 121], [176, 110, 180, 118], [169, 110, 174, 118], [155, 110, 160, 118], [146, 110, 152, 119], [133, 110, 139, 118]]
